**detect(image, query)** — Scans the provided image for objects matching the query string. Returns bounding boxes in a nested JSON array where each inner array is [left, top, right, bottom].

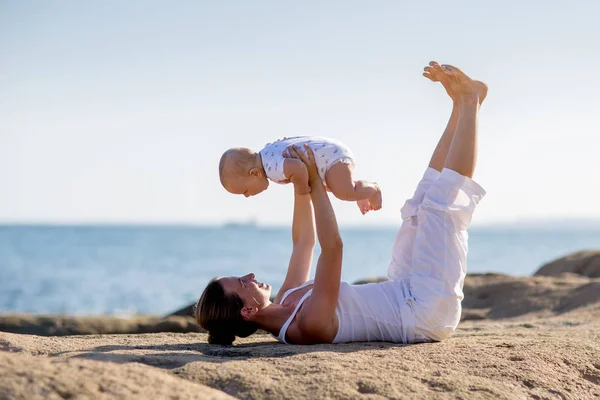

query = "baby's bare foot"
[[357, 199, 371, 215], [368, 187, 382, 212]]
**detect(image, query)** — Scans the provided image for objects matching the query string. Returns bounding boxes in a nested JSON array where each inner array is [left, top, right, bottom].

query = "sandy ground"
[[1, 272, 599, 399]]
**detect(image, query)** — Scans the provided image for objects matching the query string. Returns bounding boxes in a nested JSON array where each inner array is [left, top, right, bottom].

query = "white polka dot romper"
[[259, 136, 355, 183]]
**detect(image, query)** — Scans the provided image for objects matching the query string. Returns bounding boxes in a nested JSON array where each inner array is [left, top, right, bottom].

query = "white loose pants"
[[387, 167, 486, 341]]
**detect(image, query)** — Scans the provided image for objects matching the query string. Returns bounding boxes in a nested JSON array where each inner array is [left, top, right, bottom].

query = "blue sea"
[[1, 224, 599, 316]]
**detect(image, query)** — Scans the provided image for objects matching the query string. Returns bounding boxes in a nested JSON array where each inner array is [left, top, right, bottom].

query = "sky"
[[1, 0, 599, 227]]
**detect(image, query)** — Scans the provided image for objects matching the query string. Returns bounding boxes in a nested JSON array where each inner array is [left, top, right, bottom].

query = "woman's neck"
[[251, 303, 294, 336]]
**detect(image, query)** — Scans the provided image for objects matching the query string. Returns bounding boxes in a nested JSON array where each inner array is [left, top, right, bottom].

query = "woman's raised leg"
[[407, 63, 487, 341], [387, 64, 468, 281], [423, 61, 487, 173], [431, 62, 488, 178]]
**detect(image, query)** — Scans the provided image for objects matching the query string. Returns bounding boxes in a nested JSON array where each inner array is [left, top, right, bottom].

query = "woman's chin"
[[263, 284, 272, 296]]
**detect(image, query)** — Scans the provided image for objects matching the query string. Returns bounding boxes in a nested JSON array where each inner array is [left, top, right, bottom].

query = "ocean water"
[[1, 224, 599, 316]]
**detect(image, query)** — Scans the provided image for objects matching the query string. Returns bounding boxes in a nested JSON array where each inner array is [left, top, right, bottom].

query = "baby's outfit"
[[259, 136, 354, 183]]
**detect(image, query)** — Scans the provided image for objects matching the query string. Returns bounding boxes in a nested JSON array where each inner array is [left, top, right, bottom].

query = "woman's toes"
[[441, 64, 455, 74], [429, 61, 441, 69]]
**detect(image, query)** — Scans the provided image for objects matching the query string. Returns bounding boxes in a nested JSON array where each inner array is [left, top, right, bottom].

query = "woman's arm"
[[287, 145, 343, 343], [274, 192, 316, 304]]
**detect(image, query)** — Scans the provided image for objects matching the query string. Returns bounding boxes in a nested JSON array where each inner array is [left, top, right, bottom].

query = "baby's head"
[[219, 147, 269, 197]]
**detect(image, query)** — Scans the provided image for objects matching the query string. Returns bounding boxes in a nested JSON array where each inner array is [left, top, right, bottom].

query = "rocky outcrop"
[[2, 272, 599, 336], [1, 267, 600, 399], [0, 315, 203, 337], [0, 349, 233, 400], [1, 309, 599, 399], [534, 250, 600, 278]]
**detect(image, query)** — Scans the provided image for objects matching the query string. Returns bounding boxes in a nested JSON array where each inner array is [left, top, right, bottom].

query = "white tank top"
[[274, 279, 423, 344]]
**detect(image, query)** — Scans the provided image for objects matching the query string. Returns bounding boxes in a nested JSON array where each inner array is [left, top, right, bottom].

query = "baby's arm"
[[284, 158, 311, 195]]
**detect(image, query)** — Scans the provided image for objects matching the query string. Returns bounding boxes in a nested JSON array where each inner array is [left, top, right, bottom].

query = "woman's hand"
[[285, 144, 321, 186]]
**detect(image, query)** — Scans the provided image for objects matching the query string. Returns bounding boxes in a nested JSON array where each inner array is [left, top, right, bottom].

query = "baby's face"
[[225, 172, 269, 198]]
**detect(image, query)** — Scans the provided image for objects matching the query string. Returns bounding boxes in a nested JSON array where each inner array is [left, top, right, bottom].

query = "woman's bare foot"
[[423, 61, 488, 105], [472, 80, 488, 104]]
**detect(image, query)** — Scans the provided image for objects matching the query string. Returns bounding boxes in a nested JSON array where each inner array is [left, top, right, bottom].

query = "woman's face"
[[219, 273, 272, 313]]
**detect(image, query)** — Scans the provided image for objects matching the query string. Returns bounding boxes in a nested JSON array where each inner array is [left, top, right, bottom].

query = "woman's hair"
[[194, 277, 259, 345]]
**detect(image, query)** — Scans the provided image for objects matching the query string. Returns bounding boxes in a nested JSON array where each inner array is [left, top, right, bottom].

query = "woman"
[[195, 61, 487, 345]]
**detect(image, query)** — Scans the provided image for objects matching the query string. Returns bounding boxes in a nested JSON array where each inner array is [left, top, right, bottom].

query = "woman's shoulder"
[[275, 280, 314, 305]]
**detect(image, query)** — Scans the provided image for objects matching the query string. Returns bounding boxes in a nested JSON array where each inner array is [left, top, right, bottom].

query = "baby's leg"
[[325, 162, 381, 215]]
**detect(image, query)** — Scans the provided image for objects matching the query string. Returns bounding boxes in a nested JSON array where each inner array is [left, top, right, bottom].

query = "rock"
[[0, 349, 233, 400], [534, 250, 600, 278], [0, 315, 204, 336], [4, 274, 599, 337], [1, 313, 599, 400], [2, 274, 600, 398], [461, 273, 599, 319], [169, 304, 196, 317], [351, 277, 388, 285]]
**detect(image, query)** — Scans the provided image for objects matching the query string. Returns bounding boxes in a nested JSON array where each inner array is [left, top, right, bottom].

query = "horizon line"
[[1, 218, 600, 229]]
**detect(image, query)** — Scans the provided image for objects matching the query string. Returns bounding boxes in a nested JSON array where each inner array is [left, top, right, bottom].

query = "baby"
[[219, 136, 382, 214]]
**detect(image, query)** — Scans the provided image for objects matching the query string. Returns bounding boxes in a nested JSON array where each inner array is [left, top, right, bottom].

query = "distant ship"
[[222, 218, 258, 229]]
